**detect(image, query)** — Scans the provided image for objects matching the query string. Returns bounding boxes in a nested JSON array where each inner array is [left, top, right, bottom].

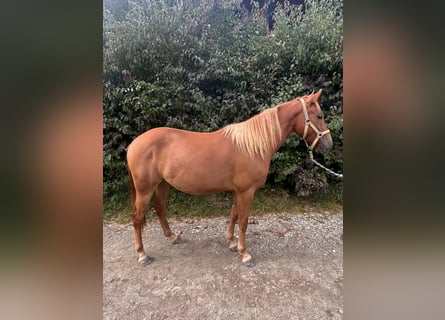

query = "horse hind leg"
[[153, 180, 182, 245], [133, 190, 155, 266]]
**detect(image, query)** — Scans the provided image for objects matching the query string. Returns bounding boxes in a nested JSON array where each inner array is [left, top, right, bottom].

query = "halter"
[[298, 98, 343, 179], [299, 98, 330, 151]]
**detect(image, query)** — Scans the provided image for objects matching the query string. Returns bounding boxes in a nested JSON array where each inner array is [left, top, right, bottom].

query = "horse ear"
[[312, 89, 322, 101]]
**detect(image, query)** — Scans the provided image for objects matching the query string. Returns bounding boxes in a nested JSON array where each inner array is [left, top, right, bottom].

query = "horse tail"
[[128, 166, 136, 211]]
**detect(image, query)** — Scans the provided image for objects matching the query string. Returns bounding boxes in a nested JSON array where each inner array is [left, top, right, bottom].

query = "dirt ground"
[[103, 212, 343, 320]]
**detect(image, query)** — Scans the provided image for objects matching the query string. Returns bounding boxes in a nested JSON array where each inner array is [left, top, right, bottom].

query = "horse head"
[[295, 89, 333, 152]]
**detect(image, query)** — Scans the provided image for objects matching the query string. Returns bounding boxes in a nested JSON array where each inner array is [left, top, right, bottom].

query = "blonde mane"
[[222, 107, 281, 159]]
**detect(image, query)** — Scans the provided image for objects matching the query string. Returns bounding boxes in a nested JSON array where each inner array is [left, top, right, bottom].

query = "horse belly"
[[164, 161, 232, 195], [162, 148, 234, 195]]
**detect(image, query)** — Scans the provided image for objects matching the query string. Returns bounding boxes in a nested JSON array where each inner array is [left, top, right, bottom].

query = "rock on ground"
[[103, 212, 343, 320]]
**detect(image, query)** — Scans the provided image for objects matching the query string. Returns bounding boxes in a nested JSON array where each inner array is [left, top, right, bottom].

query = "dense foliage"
[[103, 0, 343, 203]]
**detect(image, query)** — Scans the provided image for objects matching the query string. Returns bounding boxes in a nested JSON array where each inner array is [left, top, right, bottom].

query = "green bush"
[[103, 0, 343, 202]]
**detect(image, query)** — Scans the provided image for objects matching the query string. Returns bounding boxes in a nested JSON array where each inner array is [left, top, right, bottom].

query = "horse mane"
[[222, 106, 281, 160]]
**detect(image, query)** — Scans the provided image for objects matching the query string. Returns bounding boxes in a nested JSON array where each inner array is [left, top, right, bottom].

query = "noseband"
[[299, 98, 330, 150]]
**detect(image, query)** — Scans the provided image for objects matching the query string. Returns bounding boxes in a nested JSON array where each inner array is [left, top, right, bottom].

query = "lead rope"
[[307, 149, 343, 179]]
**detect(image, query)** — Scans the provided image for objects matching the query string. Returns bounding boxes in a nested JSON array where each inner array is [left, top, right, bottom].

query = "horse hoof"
[[170, 231, 182, 245], [243, 258, 255, 268], [138, 256, 154, 266]]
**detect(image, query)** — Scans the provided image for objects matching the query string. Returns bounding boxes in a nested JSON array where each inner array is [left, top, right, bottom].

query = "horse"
[[126, 89, 332, 267]]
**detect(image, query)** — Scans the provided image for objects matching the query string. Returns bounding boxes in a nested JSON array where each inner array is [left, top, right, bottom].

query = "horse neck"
[[275, 100, 304, 151]]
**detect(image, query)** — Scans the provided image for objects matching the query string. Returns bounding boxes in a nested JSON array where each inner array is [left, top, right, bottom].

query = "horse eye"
[[317, 115, 323, 120]]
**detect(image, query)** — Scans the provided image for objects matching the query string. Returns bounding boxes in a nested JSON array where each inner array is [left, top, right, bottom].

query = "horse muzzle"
[[315, 133, 333, 152], [305, 128, 332, 152]]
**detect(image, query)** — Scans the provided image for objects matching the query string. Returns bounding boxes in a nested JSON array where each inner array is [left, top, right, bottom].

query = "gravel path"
[[103, 212, 343, 320]]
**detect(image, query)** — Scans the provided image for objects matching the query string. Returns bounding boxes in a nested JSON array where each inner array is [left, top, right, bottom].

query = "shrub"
[[103, 0, 343, 202]]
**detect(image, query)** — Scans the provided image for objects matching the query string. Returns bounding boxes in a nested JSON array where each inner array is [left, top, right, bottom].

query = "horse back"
[[127, 127, 269, 194]]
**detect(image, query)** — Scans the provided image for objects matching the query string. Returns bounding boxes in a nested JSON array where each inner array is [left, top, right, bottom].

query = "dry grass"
[[103, 187, 342, 224]]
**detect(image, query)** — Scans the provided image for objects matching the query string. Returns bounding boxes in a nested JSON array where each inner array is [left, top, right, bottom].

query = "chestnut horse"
[[127, 89, 332, 267]]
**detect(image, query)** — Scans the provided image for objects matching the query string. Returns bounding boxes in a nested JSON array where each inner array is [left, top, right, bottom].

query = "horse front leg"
[[235, 189, 255, 267], [226, 192, 238, 251]]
